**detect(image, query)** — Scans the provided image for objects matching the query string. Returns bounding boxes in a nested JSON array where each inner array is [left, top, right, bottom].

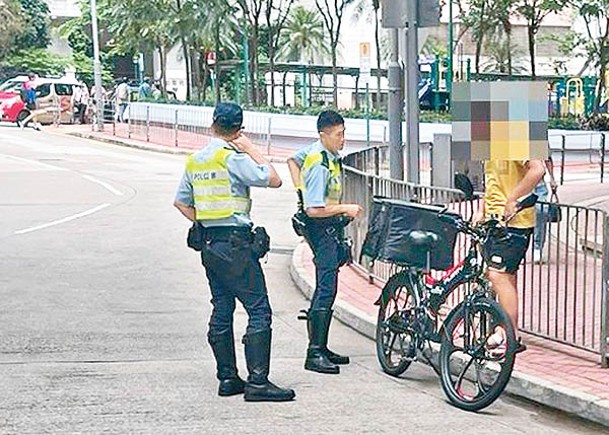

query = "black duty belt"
[[202, 226, 252, 241]]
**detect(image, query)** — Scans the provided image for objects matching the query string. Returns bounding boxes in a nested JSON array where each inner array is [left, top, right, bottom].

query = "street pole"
[[365, 82, 370, 146], [447, 0, 453, 95], [90, 0, 104, 132], [405, 0, 420, 183], [388, 29, 404, 180]]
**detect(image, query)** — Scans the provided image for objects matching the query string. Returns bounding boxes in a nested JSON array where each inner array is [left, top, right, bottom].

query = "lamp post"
[[90, 0, 104, 132]]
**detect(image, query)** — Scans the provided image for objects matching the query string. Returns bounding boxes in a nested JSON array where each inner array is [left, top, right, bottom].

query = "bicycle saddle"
[[407, 230, 439, 249]]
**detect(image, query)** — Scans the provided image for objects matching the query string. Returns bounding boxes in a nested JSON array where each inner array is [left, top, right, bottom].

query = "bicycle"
[[374, 192, 537, 411]]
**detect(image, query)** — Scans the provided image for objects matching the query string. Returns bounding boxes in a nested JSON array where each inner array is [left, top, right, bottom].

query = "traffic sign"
[[360, 42, 371, 85]]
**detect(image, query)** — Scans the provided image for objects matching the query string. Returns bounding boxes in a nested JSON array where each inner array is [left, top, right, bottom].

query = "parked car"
[[0, 76, 80, 125]]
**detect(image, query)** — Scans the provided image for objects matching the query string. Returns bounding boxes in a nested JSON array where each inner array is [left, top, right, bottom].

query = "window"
[[55, 84, 74, 96], [36, 84, 51, 98]]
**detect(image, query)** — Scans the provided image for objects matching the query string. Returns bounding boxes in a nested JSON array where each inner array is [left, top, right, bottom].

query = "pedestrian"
[[173, 102, 295, 402], [19, 73, 42, 131], [474, 159, 545, 353], [114, 77, 129, 123], [532, 151, 558, 264], [138, 77, 152, 100], [287, 110, 362, 375], [72, 79, 90, 124]]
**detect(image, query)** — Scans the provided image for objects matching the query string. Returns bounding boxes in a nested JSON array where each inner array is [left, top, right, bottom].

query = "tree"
[[236, 0, 265, 105], [13, 0, 50, 50], [461, 0, 495, 74], [481, 31, 527, 75], [277, 6, 329, 64], [103, 0, 177, 95], [567, 0, 609, 113], [494, 0, 516, 77], [515, 0, 565, 77], [315, 0, 355, 106], [264, 0, 296, 106], [0, 0, 24, 58]]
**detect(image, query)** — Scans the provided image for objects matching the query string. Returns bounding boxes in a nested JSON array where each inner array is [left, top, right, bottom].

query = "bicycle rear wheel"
[[375, 273, 419, 377], [439, 298, 516, 411]]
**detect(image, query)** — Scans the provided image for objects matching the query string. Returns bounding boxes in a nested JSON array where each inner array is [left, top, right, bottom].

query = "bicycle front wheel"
[[439, 298, 516, 411], [375, 273, 419, 377]]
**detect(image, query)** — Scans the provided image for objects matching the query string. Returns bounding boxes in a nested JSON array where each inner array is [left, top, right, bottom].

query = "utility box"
[[432, 133, 484, 191], [380, 0, 408, 28]]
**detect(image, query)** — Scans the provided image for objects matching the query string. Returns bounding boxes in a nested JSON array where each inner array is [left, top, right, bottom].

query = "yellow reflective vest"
[[186, 148, 251, 220], [301, 150, 342, 205]]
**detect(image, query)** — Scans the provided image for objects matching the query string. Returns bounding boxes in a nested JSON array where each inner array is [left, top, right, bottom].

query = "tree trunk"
[[269, 43, 275, 107], [215, 23, 221, 104], [251, 23, 259, 105], [191, 50, 202, 101], [202, 58, 209, 102], [332, 43, 338, 107], [159, 45, 168, 97], [374, 7, 382, 110], [528, 23, 537, 78], [181, 38, 191, 101], [475, 37, 483, 74], [505, 22, 513, 78]]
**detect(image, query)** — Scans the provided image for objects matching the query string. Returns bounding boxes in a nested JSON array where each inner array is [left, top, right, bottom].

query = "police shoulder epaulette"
[[321, 150, 330, 169]]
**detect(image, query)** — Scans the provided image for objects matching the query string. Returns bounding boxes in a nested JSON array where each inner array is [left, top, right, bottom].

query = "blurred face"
[[320, 124, 345, 154]]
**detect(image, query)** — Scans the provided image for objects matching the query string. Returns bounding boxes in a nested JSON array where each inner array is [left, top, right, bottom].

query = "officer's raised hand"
[[230, 133, 282, 188]]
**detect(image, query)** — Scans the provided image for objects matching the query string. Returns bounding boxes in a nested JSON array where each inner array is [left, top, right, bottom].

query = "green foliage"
[[548, 115, 581, 130], [13, 0, 50, 50], [0, 48, 112, 84], [581, 113, 609, 131], [277, 5, 329, 63], [0, 0, 24, 58]]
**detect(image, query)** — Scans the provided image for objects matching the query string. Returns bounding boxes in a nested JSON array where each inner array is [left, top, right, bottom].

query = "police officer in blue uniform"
[[288, 110, 362, 374], [174, 102, 295, 402]]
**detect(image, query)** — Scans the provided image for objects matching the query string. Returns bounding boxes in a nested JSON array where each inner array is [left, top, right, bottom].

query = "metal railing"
[[343, 148, 609, 366]]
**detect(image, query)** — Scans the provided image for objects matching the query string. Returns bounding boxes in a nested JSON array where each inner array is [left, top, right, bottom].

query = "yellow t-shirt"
[[484, 160, 535, 229]]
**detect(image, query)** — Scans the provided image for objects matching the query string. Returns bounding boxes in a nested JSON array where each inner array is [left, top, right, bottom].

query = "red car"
[[0, 76, 79, 125]]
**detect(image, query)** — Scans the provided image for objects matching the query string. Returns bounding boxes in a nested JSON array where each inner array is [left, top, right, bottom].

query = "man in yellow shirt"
[[477, 160, 545, 351]]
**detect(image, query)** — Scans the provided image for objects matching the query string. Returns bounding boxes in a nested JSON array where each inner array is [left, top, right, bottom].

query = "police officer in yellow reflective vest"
[[288, 110, 362, 374], [174, 102, 295, 402]]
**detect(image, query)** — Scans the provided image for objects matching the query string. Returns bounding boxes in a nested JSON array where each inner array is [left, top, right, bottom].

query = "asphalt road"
[[0, 124, 606, 434]]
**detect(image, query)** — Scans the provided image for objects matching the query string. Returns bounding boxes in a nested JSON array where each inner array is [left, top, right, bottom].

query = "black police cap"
[[213, 102, 243, 130]]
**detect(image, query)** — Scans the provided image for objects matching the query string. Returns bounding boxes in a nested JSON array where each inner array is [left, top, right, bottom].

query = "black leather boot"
[[324, 310, 350, 365], [243, 330, 295, 402], [208, 331, 245, 397], [305, 309, 340, 374]]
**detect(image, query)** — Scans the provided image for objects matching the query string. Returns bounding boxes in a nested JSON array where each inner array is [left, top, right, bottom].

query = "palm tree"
[[481, 32, 527, 75], [277, 6, 329, 64]]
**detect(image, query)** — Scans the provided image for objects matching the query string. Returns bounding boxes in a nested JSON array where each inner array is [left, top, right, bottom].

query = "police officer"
[[287, 110, 362, 374], [174, 102, 295, 402]]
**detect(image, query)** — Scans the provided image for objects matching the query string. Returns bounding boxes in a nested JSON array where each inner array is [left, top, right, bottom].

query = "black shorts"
[[482, 227, 532, 274]]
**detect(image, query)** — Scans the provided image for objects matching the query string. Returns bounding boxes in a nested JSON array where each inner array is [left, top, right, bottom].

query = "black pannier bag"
[[361, 198, 460, 270]]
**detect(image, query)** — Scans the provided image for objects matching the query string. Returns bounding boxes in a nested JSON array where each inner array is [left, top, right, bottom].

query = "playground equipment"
[[560, 78, 585, 116]]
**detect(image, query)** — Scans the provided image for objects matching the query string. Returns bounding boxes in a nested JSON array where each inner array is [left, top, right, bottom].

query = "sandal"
[[486, 329, 507, 357]]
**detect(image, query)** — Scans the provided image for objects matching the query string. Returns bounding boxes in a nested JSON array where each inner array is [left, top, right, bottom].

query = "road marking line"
[[14, 203, 111, 235], [81, 175, 124, 196], [0, 154, 67, 171]]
